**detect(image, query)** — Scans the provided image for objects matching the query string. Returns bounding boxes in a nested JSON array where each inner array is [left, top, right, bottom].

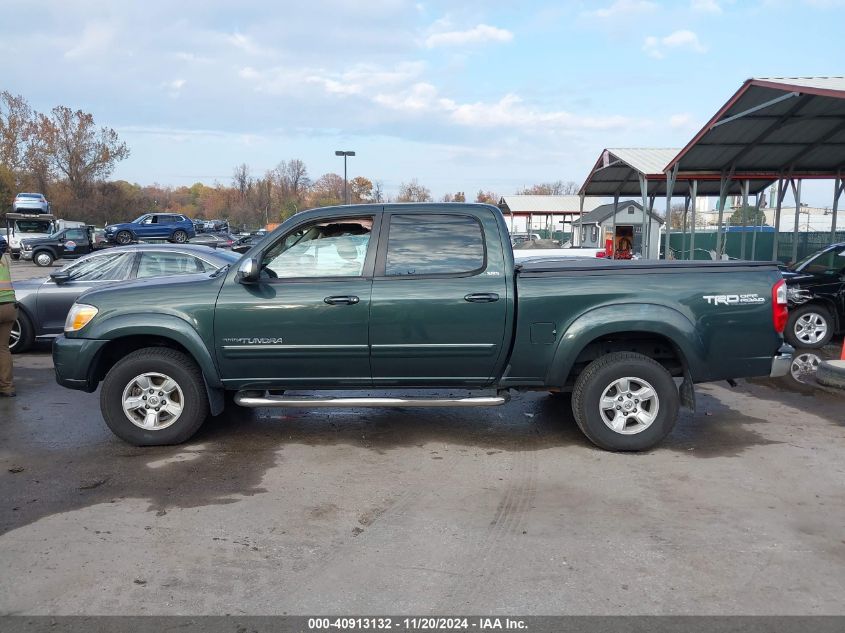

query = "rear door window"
[[137, 252, 207, 278], [64, 252, 136, 281], [384, 214, 484, 276]]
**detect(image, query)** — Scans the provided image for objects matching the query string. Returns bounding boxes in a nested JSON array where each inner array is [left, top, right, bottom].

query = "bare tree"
[[0, 91, 34, 173], [397, 178, 432, 202], [517, 180, 578, 195], [30, 105, 129, 200]]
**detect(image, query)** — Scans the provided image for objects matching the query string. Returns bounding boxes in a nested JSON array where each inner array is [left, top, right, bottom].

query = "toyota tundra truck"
[[52, 203, 792, 451]]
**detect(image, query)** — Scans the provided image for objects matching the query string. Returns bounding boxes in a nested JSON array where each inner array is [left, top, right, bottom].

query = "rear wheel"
[[171, 230, 188, 243], [9, 311, 34, 354], [785, 305, 833, 349], [100, 348, 209, 446], [571, 351, 679, 451], [115, 230, 133, 245], [33, 251, 54, 267]]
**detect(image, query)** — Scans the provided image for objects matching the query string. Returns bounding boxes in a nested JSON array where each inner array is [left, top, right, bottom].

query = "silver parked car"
[[9, 244, 240, 353], [12, 192, 50, 214]]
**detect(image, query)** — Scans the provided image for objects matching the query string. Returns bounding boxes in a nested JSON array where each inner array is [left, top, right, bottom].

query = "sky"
[[2, 0, 844, 206]]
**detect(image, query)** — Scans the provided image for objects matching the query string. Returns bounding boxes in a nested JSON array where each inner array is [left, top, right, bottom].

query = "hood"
[[79, 271, 223, 304], [18, 234, 55, 247], [104, 222, 132, 231]]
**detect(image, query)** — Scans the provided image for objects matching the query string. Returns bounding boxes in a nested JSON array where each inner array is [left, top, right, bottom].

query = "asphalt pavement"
[[1, 260, 844, 615]]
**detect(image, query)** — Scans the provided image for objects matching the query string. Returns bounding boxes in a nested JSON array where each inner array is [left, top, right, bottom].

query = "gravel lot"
[[1, 259, 844, 615]]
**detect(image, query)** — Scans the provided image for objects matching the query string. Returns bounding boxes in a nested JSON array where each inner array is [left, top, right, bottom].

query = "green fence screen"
[[662, 230, 845, 264]]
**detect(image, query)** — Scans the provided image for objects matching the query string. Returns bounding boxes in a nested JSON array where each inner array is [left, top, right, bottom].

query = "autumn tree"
[[517, 180, 578, 195], [442, 191, 466, 202], [476, 190, 498, 204], [309, 173, 345, 207], [397, 178, 432, 202], [349, 176, 374, 203], [30, 105, 129, 200]]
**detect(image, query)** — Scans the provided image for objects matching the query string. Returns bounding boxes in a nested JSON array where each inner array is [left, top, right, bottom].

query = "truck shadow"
[[0, 377, 788, 536]]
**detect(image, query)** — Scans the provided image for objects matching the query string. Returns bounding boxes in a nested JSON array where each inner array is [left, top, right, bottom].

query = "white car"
[[13, 192, 50, 214]]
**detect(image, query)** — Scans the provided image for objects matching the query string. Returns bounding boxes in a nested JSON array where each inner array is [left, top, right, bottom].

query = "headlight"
[[64, 304, 99, 332], [786, 285, 811, 304], [22, 243, 32, 251]]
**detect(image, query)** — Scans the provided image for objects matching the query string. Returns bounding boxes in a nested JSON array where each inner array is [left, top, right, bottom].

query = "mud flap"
[[204, 377, 225, 416], [679, 368, 696, 412]]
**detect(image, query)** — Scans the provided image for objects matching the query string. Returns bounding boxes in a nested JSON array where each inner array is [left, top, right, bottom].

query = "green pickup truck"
[[53, 203, 793, 451]]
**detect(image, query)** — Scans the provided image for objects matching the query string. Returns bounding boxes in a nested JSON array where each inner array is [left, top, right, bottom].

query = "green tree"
[[730, 205, 766, 226]]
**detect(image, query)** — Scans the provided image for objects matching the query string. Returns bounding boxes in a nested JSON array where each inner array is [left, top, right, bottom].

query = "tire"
[[785, 304, 834, 349], [9, 311, 34, 354], [571, 351, 679, 451], [99, 347, 209, 446], [171, 230, 188, 244], [33, 250, 54, 267], [816, 360, 845, 390], [115, 230, 133, 245]]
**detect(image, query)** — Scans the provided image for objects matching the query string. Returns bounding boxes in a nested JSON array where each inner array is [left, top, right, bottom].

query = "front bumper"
[[770, 343, 794, 378], [20, 249, 32, 261], [53, 335, 109, 392]]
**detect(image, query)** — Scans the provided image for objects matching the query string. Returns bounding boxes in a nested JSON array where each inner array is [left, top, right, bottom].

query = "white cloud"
[[424, 24, 513, 48], [669, 113, 694, 129], [64, 21, 117, 59], [643, 30, 707, 58], [691, 0, 723, 13], [584, 0, 657, 19]]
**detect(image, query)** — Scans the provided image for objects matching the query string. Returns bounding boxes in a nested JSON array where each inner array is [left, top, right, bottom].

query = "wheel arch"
[[85, 315, 224, 414], [546, 303, 705, 388]]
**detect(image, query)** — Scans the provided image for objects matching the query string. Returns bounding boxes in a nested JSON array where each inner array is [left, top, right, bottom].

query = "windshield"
[[15, 220, 53, 233], [17, 193, 43, 199], [131, 214, 149, 223], [793, 246, 845, 274]]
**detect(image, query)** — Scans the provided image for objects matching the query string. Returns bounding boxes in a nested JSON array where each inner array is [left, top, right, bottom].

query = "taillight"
[[772, 279, 788, 334], [595, 251, 606, 258]]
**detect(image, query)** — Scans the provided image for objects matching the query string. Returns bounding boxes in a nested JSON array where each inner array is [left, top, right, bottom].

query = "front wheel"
[[33, 251, 54, 267], [571, 352, 679, 451], [9, 312, 34, 354], [115, 230, 133, 245], [785, 305, 833, 349], [171, 230, 188, 243], [100, 348, 209, 446]]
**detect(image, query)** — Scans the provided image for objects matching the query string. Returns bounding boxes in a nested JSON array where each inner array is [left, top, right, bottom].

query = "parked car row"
[[9, 244, 239, 353]]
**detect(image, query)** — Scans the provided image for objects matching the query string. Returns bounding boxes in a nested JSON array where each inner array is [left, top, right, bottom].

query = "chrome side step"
[[234, 392, 509, 408]]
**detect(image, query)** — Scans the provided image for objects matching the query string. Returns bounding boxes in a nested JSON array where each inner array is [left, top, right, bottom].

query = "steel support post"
[[689, 180, 697, 260], [664, 164, 678, 259], [639, 175, 649, 258], [831, 173, 843, 242], [611, 192, 619, 259], [740, 179, 750, 260], [682, 195, 690, 260], [648, 194, 656, 258], [750, 191, 763, 260], [716, 172, 731, 257], [791, 179, 802, 264], [772, 176, 788, 261]]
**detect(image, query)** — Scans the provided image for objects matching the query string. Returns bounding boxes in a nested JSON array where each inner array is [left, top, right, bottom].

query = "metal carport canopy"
[[666, 76, 845, 177], [578, 148, 773, 197]]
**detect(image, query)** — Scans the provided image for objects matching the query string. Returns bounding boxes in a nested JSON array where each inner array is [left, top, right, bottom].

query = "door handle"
[[324, 295, 360, 305], [464, 293, 499, 303]]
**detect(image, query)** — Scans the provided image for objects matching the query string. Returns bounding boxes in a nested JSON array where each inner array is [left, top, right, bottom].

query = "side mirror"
[[50, 271, 71, 284], [237, 258, 260, 283]]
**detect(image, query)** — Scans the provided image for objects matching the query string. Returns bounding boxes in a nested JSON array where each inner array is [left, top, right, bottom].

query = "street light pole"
[[335, 150, 356, 204]]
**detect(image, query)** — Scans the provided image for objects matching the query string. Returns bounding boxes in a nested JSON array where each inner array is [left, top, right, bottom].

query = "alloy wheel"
[[794, 312, 828, 345], [598, 376, 660, 435], [121, 372, 185, 431]]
